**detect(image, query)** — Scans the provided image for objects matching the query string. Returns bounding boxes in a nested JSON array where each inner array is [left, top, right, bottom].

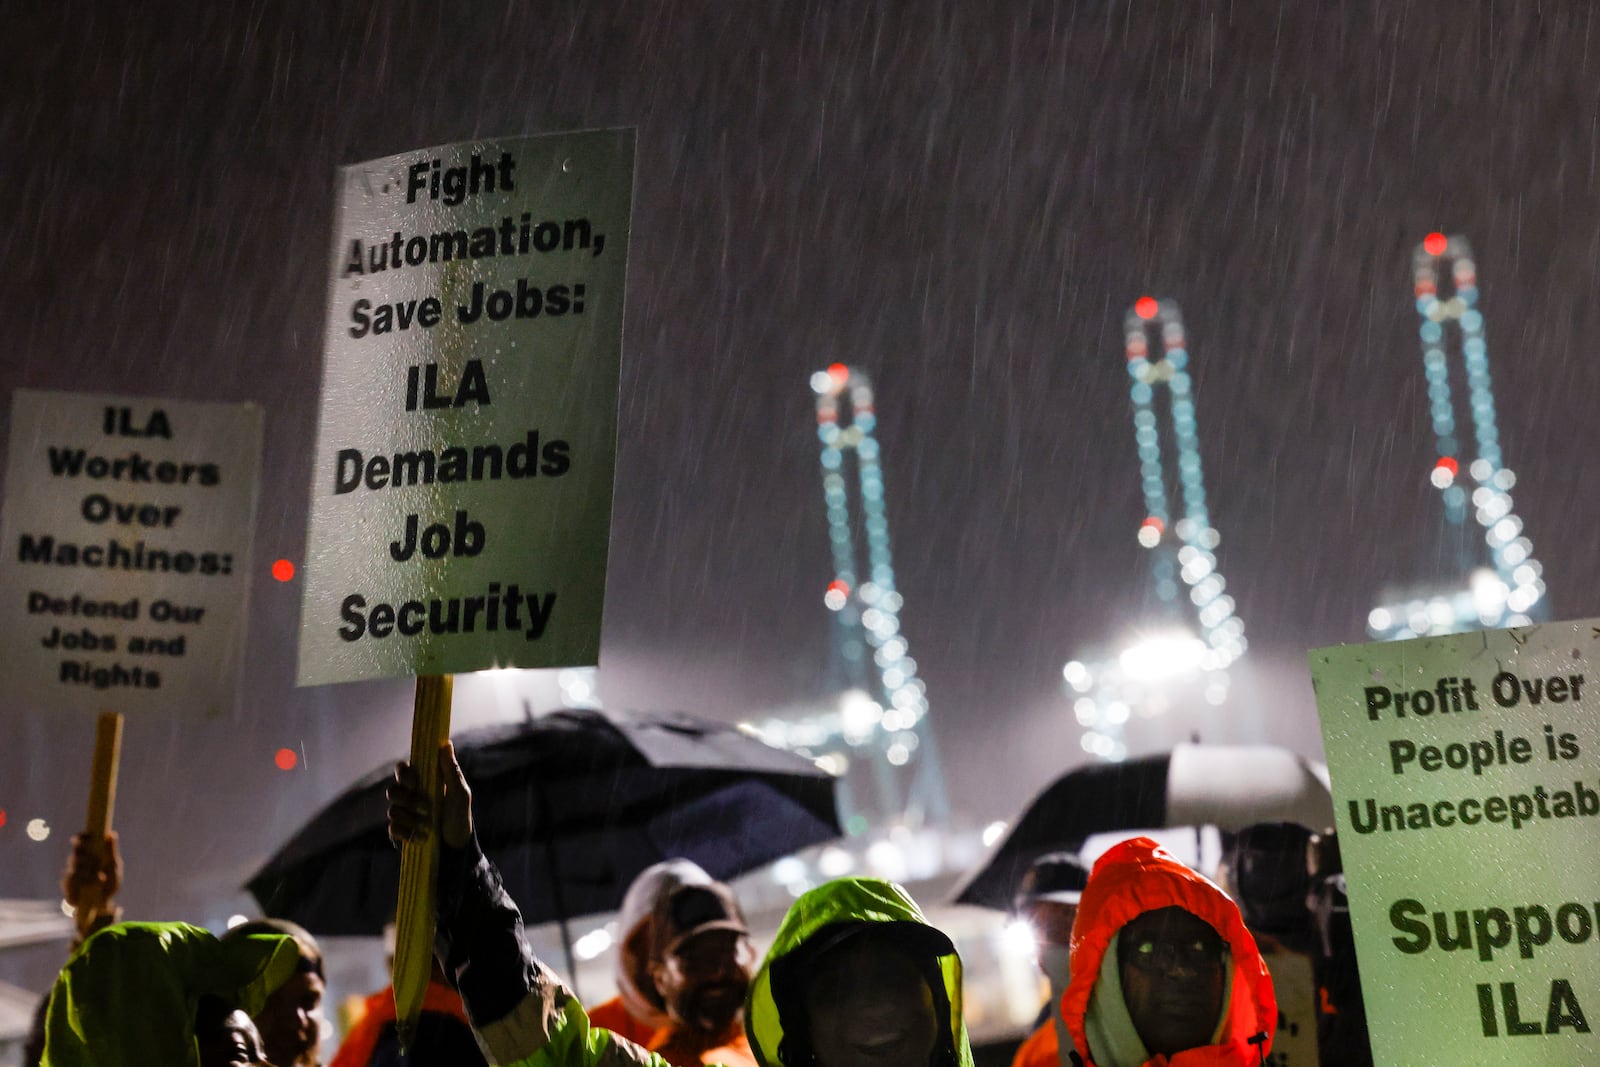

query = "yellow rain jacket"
[[41, 920, 299, 1067], [745, 877, 974, 1067]]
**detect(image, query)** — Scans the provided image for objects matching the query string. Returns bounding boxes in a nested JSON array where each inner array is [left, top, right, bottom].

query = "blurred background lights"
[[1117, 630, 1207, 682], [1001, 917, 1039, 955], [274, 747, 298, 771], [817, 845, 855, 878], [573, 925, 615, 961], [26, 819, 49, 842]]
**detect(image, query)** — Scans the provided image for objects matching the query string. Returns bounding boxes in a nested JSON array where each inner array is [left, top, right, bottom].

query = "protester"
[[40, 920, 299, 1066], [387, 742, 974, 1067], [1220, 823, 1316, 956], [224, 919, 328, 1067], [329, 956, 486, 1067], [23, 831, 126, 1066], [588, 859, 716, 1048], [745, 877, 971, 1067], [1304, 833, 1373, 1067], [194, 994, 275, 1067], [24, 831, 327, 1067], [1008, 853, 1088, 1067], [641, 879, 758, 1067], [1060, 837, 1275, 1067]]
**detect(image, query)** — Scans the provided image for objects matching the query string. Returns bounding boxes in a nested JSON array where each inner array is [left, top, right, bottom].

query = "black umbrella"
[[951, 742, 1332, 910], [246, 708, 840, 970]]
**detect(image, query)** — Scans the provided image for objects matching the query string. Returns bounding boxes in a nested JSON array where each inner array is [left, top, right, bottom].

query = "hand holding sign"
[[70, 712, 125, 941], [387, 742, 473, 849], [64, 830, 123, 938]]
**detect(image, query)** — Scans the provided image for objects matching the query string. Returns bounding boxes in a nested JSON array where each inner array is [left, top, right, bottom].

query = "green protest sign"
[[1310, 620, 1600, 1064], [0, 390, 263, 717], [297, 129, 634, 686]]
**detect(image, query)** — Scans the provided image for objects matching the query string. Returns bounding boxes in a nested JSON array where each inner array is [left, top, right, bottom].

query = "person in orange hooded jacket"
[[1059, 838, 1276, 1067]]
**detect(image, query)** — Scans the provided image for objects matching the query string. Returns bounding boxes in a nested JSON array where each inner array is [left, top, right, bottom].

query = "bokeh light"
[[274, 747, 298, 771]]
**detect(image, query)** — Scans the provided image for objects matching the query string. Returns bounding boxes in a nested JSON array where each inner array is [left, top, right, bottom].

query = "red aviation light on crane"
[[827, 363, 850, 386], [1135, 296, 1160, 320], [1424, 232, 1448, 256]]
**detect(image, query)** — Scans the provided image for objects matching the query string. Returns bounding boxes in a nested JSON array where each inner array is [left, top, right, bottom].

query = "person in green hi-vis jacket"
[[388, 743, 975, 1067], [41, 919, 300, 1067]]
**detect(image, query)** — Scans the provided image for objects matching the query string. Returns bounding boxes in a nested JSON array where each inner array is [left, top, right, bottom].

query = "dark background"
[[2, 0, 1597, 968]]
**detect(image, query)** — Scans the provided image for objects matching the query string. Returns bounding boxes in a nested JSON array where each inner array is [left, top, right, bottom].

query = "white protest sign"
[[298, 129, 634, 686], [0, 390, 263, 717], [1310, 620, 1600, 1065]]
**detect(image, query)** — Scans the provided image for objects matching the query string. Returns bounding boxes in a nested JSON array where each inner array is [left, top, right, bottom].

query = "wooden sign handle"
[[85, 712, 123, 836], [75, 712, 124, 940], [393, 675, 453, 1051]]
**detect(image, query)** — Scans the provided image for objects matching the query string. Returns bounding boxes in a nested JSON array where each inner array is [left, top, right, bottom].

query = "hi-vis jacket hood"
[[1061, 839, 1276, 1067], [746, 877, 974, 1067], [42, 920, 299, 1067]]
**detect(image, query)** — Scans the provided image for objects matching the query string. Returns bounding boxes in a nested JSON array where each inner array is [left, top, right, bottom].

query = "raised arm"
[[388, 743, 664, 1067]]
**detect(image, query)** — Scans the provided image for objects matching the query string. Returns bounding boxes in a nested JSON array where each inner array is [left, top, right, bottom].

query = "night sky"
[[4, 0, 1600, 954]]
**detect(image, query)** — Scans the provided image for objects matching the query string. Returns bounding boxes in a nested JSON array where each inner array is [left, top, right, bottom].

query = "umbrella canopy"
[[950, 743, 1332, 910], [246, 708, 840, 936]]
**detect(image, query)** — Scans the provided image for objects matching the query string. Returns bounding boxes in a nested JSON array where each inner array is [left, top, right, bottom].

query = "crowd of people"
[[19, 742, 1369, 1066]]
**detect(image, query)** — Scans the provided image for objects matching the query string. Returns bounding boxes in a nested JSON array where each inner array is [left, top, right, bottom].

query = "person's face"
[[1117, 908, 1227, 1058], [652, 929, 753, 1035], [1027, 900, 1078, 950], [802, 935, 939, 1067], [624, 923, 664, 1009], [252, 968, 324, 1067], [196, 1008, 274, 1067]]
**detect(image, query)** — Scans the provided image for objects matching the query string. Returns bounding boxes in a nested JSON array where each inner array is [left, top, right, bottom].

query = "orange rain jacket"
[[1060, 838, 1276, 1067]]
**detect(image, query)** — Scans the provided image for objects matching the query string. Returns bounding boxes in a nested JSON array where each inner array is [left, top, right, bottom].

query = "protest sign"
[[297, 129, 634, 686], [1310, 620, 1600, 1064], [0, 390, 263, 718]]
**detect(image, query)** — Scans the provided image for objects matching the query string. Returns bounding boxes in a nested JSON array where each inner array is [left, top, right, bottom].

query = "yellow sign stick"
[[392, 674, 453, 1051], [77, 711, 123, 940]]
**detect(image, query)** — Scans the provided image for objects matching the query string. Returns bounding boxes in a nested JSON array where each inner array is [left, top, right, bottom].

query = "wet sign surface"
[[0, 390, 263, 717], [1310, 620, 1600, 1065], [298, 129, 634, 685]]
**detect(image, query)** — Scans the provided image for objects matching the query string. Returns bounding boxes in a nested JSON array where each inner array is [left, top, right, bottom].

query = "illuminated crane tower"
[[795, 363, 948, 826], [1064, 298, 1246, 761], [1366, 233, 1547, 639]]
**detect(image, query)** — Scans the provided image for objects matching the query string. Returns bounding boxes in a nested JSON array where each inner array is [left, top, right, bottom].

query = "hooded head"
[[1015, 852, 1089, 992], [747, 877, 973, 1067], [1061, 838, 1275, 1067], [1223, 822, 1315, 937], [44, 921, 300, 1067], [648, 881, 754, 1035], [615, 858, 714, 1029], [222, 918, 325, 1067]]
